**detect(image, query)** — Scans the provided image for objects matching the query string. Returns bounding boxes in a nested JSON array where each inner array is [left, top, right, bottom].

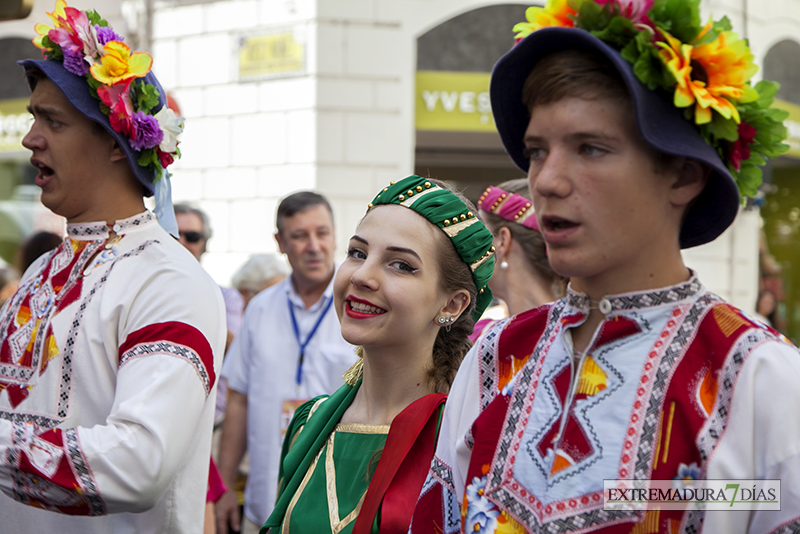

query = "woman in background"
[[470, 178, 566, 341]]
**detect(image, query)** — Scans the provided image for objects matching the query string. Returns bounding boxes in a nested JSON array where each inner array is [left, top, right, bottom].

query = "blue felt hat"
[[490, 27, 740, 249], [18, 58, 166, 197]]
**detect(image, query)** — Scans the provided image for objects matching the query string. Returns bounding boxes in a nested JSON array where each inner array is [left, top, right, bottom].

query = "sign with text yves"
[[415, 71, 495, 133]]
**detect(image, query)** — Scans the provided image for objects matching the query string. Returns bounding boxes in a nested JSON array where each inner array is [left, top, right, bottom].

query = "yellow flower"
[[513, 0, 576, 41], [90, 41, 152, 85], [657, 27, 758, 124], [33, 0, 68, 49]]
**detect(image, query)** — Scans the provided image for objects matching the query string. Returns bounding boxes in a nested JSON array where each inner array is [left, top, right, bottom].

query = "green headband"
[[368, 175, 495, 323]]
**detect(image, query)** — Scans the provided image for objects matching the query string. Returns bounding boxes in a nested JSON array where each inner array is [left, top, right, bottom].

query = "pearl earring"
[[500, 260, 509, 270]]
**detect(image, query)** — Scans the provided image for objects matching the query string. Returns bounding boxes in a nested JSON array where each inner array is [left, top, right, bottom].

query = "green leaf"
[[650, 0, 702, 43], [85, 75, 103, 101], [41, 36, 63, 61], [735, 161, 763, 198], [703, 114, 738, 142], [133, 80, 160, 114], [591, 16, 637, 48], [754, 80, 781, 109], [576, 0, 614, 32]]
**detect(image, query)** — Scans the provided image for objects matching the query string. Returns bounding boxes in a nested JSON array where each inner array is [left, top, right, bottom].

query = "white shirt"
[[0, 211, 225, 533], [222, 273, 356, 525], [418, 276, 800, 533]]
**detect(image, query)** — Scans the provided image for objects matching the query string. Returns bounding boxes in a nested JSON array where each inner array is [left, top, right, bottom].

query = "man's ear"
[[109, 139, 127, 163], [670, 158, 710, 207], [275, 232, 285, 254]]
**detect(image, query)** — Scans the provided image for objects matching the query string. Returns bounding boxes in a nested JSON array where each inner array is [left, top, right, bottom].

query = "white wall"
[[143, 0, 788, 306]]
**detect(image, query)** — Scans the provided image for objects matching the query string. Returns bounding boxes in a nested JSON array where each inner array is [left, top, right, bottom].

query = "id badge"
[[281, 398, 310, 437]]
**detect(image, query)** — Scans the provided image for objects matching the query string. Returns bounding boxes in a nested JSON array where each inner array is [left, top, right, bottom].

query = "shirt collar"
[[285, 265, 337, 312], [562, 270, 703, 317], [66, 211, 156, 241]]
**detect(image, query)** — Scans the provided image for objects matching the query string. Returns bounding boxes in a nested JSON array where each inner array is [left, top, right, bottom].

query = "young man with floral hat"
[[410, 1, 799, 533], [0, 2, 225, 532]]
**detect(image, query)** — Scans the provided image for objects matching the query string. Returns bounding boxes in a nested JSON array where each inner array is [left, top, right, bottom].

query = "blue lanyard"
[[288, 295, 334, 394]]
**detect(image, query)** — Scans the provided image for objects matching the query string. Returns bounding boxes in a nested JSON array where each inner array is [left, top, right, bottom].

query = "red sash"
[[352, 393, 446, 534]]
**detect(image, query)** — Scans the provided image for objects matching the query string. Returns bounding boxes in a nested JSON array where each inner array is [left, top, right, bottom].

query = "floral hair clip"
[[32, 0, 183, 181], [513, 0, 789, 198]]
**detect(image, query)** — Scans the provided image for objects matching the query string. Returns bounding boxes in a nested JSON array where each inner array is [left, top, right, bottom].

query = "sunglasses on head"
[[180, 231, 205, 244]]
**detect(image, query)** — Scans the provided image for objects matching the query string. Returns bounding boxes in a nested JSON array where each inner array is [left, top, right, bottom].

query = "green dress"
[[279, 422, 387, 534], [263, 381, 446, 534]]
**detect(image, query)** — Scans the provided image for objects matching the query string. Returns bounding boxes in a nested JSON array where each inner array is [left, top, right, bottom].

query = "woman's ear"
[[670, 158, 710, 207], [439, 289, 471, 322], [494, 225, 512, 259]]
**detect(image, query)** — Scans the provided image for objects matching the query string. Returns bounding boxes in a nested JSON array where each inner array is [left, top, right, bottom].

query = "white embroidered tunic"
[[410, 276, 800, 534], [0, 211, 225, 533]]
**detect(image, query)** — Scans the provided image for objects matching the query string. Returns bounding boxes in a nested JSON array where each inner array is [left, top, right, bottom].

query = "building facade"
[[2, 0, 800, 329]]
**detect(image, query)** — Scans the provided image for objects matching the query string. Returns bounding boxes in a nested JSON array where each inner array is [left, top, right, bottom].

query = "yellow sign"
[[238, 31, 305, 80], [415, 71, 495, 132], [774, 99, 800, 159], [0, 98, 32, 153]]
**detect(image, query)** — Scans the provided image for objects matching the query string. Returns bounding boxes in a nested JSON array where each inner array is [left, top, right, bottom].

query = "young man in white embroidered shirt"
[[0, 3, 224, 532], [410, 3, 800, 534]]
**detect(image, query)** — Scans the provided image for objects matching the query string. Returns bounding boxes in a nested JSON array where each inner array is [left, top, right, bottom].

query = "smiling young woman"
[[261, 176, 495, 534]]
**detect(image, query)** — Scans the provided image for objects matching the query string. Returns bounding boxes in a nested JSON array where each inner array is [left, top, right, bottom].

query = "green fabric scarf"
[[261, 381, 360, 533]]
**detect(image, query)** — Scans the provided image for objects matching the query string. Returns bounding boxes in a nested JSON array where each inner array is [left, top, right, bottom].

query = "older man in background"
[[216, 191, 356, 534]]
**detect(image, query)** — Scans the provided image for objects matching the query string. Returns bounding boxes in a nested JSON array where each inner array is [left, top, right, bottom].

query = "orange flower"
[[513, 0, 577, 41], [657, 27, 758, 124], [90, 41, 152, 85]]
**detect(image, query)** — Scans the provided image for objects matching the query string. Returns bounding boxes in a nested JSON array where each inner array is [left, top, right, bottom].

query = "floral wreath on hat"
[[32, 0, 182, 181], [513, 0, 789, 199]]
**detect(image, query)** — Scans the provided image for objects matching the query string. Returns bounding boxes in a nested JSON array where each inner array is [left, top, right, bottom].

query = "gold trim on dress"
[[325, 432, 369, 534], [282, 446, 324, 534], [335, 423, 391, 435]]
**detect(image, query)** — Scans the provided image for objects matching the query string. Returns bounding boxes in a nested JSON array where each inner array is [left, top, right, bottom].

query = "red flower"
[[728, 121, 757, 170], [97, 79, 135, 137], [157, 148, 174, 168]]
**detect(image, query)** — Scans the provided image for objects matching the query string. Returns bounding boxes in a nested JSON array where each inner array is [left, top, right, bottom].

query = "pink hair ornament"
[[477, 186, 540, 231]]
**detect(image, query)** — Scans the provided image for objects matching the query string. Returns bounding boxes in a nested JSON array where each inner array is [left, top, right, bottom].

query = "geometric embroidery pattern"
[[57, 240, 158, 418], [771, 520, 800, 534], [65, 428, 105, 515], [712, 305, 748, 338], [430, 455, 456, 492], [120, 340, 211, 397], [696, 328, 777, 463], [633, 295, 717, 481], [481, 277, 722, 532], [67, 211, 154, 238], [478, 317, 511, 410]]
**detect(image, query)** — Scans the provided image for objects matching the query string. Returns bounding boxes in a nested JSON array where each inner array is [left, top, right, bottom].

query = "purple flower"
[[129, 111, 164, 151], [62, 47, 90, 76], [95, 25, 123, 45]]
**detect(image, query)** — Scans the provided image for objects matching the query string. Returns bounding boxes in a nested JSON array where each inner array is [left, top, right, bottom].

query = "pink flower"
[[596, 0, 654, 26], [47, 6, 85, 55], [97, 80, 135, 137], [47, 6, 101, 68], [729, 121, 757, 170]]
